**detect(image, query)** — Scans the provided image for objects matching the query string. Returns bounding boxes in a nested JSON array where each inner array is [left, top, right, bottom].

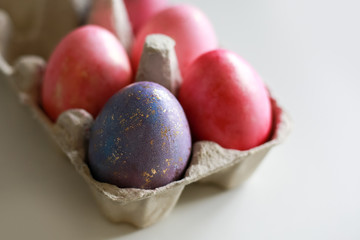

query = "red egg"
[[178, 49, 273, 150], [42, 25, 132, 121], [131, 4, 217, 77], [124, 0, 168, 35]]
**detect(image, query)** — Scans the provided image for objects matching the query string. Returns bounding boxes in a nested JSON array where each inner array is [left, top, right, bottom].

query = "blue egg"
[[88, 82, 192, 189]]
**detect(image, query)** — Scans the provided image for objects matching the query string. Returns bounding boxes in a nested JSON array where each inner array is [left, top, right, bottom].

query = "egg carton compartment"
[[0, 0, 291, 228]]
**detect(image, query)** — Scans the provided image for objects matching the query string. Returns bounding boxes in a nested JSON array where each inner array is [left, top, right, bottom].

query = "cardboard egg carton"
[[0, 0, 291, 228]]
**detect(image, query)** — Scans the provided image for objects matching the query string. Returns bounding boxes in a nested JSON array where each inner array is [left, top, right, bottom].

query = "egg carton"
[[0, 0, 291, 228]]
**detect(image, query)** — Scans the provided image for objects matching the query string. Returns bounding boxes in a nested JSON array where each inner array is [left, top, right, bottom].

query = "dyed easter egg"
[[131, 4, 217, 77], [179, 49, 273, 150], [42, 25, 132, 121], [88, 82, 192, 189], [124, 0, 168, 35]]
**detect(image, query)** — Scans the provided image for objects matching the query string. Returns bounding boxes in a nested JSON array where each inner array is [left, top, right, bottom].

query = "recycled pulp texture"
[[0, 0, 291, 228], [136, 34, 182, 95]]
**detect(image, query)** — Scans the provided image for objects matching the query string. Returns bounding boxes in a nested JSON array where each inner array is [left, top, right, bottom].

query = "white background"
[[1, 0, 360, 239]]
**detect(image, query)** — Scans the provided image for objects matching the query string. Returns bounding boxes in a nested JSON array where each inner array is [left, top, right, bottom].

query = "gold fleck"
[[165, 158, 173, 166], [150, 140, 154, 145], [151, 168, 157, 174], [161, 126, 170, 139], [112, 153, 120, 160], [129, 112, 138, 119], [95, 128, 104, 135], [153, 89, 162, 100], [143, 171, 153, 184]]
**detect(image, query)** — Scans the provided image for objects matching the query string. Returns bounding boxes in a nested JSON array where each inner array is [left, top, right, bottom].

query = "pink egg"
[[124, 0, 168, 35], [42, 25, 132, 121], [131, 4, 218, 77], [178, 49, 273, 150]]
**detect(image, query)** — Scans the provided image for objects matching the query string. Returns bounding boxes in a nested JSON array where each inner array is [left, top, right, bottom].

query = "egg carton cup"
[[0, 1, 291, 228]]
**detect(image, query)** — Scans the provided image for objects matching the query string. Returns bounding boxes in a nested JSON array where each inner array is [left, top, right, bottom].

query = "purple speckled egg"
[[88, 82, 192, 189]]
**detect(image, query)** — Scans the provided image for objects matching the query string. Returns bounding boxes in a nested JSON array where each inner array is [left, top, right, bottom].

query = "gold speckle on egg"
[[107, 152, 120, 165], [143, 83, 152, 89], [161, 126, 170, 139], [142, 167, 160, 187], [95, 128, 104, 135], [156, 105, 164, 112], [143, 171, 152, 185], [165, 158, 173, 166], [145, 98, 154, 104], [129, 112, 138, 119], [102, 114, 108, 125], [153, 89, 162, 100]]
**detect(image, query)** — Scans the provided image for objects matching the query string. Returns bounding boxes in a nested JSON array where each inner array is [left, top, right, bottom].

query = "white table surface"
[[1, 0, 360, 239]]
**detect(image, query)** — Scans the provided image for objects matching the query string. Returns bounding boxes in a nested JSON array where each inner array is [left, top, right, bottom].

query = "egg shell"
[[124, 0, 168, 35], [41, 25, 132, 121], [179, 49, 273, 150], [88, 81, 192, 189], [87, 0, 133, 52], [131, 4, 218, 77]]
